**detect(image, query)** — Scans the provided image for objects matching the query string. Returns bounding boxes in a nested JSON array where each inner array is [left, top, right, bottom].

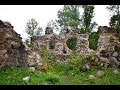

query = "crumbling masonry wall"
[[31, 27, 90, 59], [1, 18, 120, 69], [0, 20, 27, 68], [83, 26, 120, 69], [97, 26, 119, 55]]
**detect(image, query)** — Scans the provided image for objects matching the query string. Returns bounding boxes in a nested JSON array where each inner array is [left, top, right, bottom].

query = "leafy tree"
[[25, 18, 43, 38], [47, 20, 60, 32], [56, 5, 80, 30], [25, 18, 43, 44], [107, 5, 120, 15], [89, 32, 99, 50], [106, 5, 120, 37], [56, 5, 97, 34], [80, 5, 97, 34], [56, 5, 98, 50]]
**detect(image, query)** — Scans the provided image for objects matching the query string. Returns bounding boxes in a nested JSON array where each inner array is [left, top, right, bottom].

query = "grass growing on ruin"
[[0, 51, 120, 85]]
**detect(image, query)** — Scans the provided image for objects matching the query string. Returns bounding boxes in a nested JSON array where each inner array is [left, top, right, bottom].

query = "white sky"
[[0, 5, 111, 41]]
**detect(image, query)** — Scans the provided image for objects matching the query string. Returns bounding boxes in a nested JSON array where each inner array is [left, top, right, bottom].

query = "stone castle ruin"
[[0, 19, 120, 69], [83, 26, 120, 69], [96, 26, 120, 68], [31, 27, 90, 57]]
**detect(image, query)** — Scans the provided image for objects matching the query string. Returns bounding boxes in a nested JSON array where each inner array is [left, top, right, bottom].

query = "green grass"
[[0, 51, 120, 85], [0, 66, 120, 85]]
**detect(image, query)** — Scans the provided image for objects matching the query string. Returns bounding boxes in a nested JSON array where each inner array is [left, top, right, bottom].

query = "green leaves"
[[56, 5, 80, 30], [47, 20, 60, 32], [56, 5, 96, 34], [89, 32, 99, 50], [66, 38, 77, 50], [24, 18, 43, 45], [81, 5, 96, 34], [107, 5, 120, 38], [107, 5, 120, 15], [25, 18, 43, 38]]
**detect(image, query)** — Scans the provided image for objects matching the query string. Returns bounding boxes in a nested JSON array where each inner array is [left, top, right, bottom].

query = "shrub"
[[66, 38, 77, 50], [39, 47, 57, 70], [54, 52, 84, 75], [89, 32, 99, 50], [49, 41, 55, 49]]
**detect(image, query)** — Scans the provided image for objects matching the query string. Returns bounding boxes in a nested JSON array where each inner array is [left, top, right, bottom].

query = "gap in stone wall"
[[66, 38, 77, 50], [49, 41, 55, 49]]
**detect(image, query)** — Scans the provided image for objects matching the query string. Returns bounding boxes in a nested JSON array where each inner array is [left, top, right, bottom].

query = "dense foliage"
[[66, 38, 77, 50], [0, 52, 120, 85], [107, 5, 120, 38], [89, 32, 99, 50], [57, 5, 97, 34], [25, 18, 43, 42], [80, 5, 97, 34], [56, 5, 80, 30]]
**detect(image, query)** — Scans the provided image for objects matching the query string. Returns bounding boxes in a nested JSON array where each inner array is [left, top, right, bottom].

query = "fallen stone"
[[96, 70, 105, 78], [108, 57, 119, 68], [99, 57, 109, 64], [0, 49, 7, 55], [88, 75, 96, 80], [4, 54, 8, 59], [28, 67, 35, 73], [113, 69, 119, 74], [112, 51, 118, 57]]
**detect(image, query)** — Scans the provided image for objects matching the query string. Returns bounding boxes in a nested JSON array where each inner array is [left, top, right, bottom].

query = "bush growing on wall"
[[66, 38, 77, 50], [89, 32, 99, 50], [39, 47, 57, 69]]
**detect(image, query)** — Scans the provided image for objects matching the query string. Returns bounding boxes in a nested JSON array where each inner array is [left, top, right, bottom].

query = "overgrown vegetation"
[[25, 18, 43, 45], [56, 5, 97, 34], [0, 49, 119, 85], [49, 41, 55, 49], [106, 5, 120, 39], [1, 61, 120, 85], [66, 38, 77, 50], [1, 5, 120, 85], [89, 32, 99, 50]]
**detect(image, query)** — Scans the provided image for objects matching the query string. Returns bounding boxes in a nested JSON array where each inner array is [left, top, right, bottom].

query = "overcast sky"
[[0, 5, 111, 41]]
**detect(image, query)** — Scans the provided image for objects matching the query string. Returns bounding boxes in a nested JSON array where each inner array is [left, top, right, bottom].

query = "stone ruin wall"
[[31, 26, 120, 59], [86, 26, 120, 69], [76, 34, 89, 54], [0, 20, 27, 68], [0, 20, 43, 69], [31, 26, 120, 69], [31, 27, 90, 58], [97, 26, 119, 55], [1, 18, 120, 69]]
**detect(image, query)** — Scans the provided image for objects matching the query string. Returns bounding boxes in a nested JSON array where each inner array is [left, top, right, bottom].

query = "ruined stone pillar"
[[76, 34, 90, 54]]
